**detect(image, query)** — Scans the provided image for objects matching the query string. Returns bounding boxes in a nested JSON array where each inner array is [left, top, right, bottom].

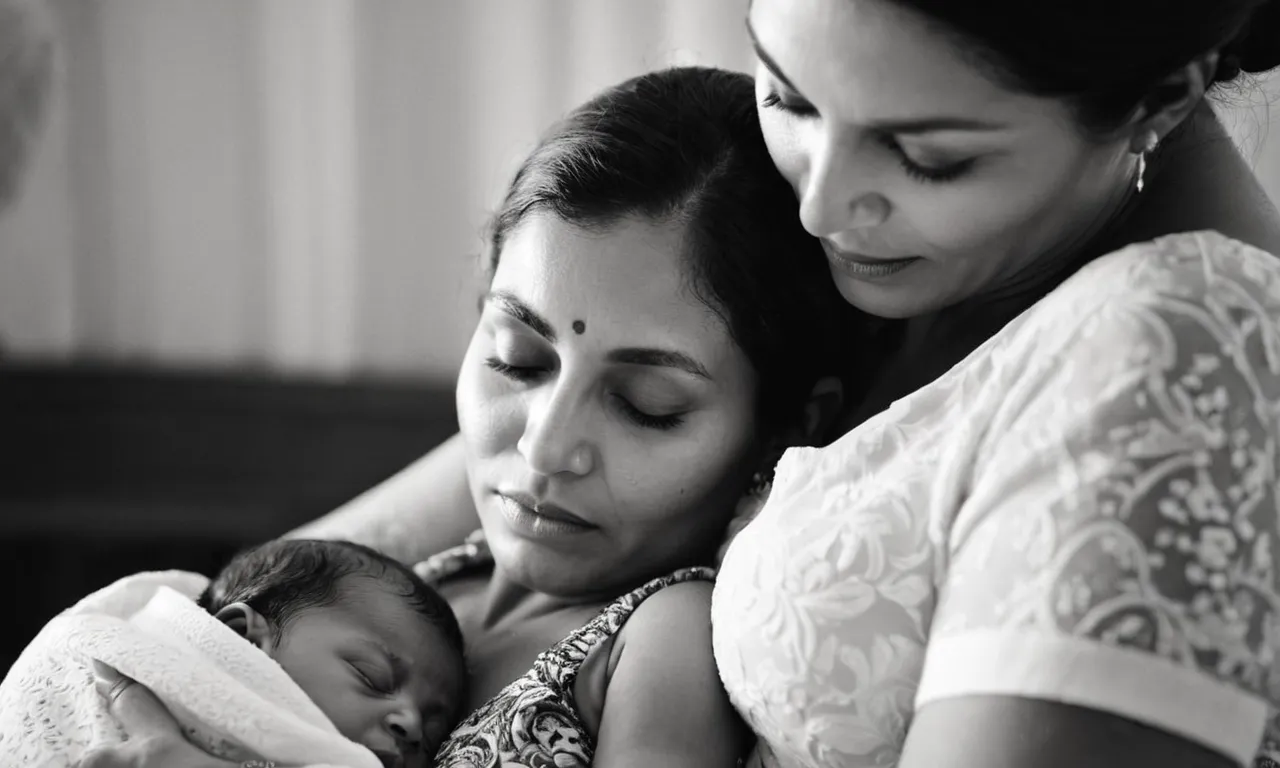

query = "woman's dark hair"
[[485, 66, 870, 436], [198, 539, 464, 654], [890, 0, 1280, 132]]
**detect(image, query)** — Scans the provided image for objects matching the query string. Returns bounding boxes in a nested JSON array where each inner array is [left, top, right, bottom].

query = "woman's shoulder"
[[1013, 230, 1280, 366], [1052, 229, 1280, 313]]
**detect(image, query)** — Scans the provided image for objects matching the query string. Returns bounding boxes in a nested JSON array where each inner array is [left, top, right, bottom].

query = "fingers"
[[91, 662, 136, 710], [87, 660, 253, 767], [90, 660, 178, 739]]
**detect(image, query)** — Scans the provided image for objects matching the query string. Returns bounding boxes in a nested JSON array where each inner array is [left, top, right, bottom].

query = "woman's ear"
[[214, 602, 275, 650], [756, 376, 844, 483], [801, 376, 844, 446], [1124, 54, 1217, 148]]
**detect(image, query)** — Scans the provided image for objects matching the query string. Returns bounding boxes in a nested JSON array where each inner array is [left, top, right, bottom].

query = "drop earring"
[[749, 468, 774, 498], [1135, 130, 1159, 193]]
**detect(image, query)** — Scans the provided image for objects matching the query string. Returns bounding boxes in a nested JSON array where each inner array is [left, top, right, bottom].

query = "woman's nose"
[[517, 385, 595, 477], [798, 130, 891, 238]]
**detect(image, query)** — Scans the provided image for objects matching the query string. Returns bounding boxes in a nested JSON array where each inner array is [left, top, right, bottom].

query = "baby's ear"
[[214, 602, 275, 650]]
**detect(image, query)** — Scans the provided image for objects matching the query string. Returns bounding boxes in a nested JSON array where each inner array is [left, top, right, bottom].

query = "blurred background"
[[0, 0, 1276, 670]]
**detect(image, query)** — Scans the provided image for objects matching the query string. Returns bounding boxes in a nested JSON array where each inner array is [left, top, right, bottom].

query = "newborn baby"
[[0, 539, 466, 768]]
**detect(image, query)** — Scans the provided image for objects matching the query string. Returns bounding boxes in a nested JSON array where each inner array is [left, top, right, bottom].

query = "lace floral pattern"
[[711, 232, 1280, 768]]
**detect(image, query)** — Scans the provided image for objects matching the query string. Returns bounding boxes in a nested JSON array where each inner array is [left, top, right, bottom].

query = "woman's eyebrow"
[[868, 116, 1008, 134], [608, 347, 711, 380], [486, 290, 556, 342]]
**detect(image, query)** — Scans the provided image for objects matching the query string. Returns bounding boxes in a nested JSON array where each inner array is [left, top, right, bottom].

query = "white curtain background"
[[0, 0, 1275, 382]]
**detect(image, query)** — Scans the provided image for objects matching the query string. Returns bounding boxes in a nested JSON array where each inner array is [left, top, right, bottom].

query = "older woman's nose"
[[798, 130, 891, 238]]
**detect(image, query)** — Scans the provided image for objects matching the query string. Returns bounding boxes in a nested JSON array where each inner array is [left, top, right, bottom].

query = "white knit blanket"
[[0, 570, 383, 768]]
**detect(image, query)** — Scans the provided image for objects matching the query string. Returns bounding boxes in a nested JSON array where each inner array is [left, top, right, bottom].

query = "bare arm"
[[900, 697, 1238, 768], [286, 431, 479, 563], [593, 581, 750, 768]]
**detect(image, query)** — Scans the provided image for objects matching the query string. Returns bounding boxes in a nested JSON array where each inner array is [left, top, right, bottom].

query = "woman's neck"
[[846, 103, 1280, 434], [927, 158, 1147, 351], [476, 566, 608, 632], [846, 105, 1237, 429]]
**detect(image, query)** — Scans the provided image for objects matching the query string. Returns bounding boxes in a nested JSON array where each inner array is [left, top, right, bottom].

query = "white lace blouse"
[[712, 231, 1280, 768]]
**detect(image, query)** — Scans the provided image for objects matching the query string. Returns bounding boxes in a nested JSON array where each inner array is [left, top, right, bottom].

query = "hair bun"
[[1237, 0, 1280, 74]]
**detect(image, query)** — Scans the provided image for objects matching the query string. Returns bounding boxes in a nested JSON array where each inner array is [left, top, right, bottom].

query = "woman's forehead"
[[489, 214, 733, 349], [749, 0, 1028, 123]]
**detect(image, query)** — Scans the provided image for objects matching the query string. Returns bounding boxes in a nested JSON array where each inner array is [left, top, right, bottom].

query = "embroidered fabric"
[[712, 232, 1280, 768]]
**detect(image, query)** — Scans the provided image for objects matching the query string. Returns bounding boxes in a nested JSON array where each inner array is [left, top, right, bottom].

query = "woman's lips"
[[496, 491, 596, 538], [821, 241, 921, 278]]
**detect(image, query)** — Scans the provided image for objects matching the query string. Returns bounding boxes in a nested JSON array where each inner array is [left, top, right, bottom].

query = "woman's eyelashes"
[[878, 135, 975, 183], [760, 90, 975, 183], [484, 356, 544, 381], [483, 352, 687, 432], [612, 394, 685, 431], [760, 90, 816, 118]]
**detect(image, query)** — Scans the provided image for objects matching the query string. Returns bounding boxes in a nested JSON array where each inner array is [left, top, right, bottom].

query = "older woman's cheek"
[[759, 112, 806, 196]]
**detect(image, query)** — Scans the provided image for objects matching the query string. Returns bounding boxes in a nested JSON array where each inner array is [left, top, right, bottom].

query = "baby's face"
[[266, 577, 464, 768]]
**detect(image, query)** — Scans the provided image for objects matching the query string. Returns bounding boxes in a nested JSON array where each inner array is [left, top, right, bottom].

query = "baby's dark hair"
[[198, 539, 464, 654]]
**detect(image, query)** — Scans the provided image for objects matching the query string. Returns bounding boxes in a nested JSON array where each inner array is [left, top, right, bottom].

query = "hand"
[[74, 660, 243, 768]]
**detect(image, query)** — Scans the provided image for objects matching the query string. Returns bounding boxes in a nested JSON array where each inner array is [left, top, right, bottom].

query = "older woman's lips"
[[821, 241, 921, 278]]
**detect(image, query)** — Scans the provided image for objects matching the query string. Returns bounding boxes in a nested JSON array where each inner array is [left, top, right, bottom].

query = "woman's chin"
[[831, 278, 930, 319]]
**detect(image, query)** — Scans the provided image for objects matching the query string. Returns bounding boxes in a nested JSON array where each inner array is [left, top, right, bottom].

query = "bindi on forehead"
[[572, 319, 586, 335]]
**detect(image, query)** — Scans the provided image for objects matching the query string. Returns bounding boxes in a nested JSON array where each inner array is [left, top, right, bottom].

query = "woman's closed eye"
[[876, 135, 975, 183], [484, 356, 547, 382], [485, 326, 553, 382], [612, 394, 685, 431], [761, 89, 976, 184], [760, 89, 817, 118], [609, 379, 691, 431]]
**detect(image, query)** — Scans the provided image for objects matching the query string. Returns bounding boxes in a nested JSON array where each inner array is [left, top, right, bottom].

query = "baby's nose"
[[384, 706, 425, 753]]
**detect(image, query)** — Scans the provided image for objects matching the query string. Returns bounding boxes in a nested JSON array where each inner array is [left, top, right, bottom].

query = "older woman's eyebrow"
[[608, 348, 711, 380], [868, 116, 1008, 134], [486, 291, 556, 342], [745, 16, 801, 94]]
